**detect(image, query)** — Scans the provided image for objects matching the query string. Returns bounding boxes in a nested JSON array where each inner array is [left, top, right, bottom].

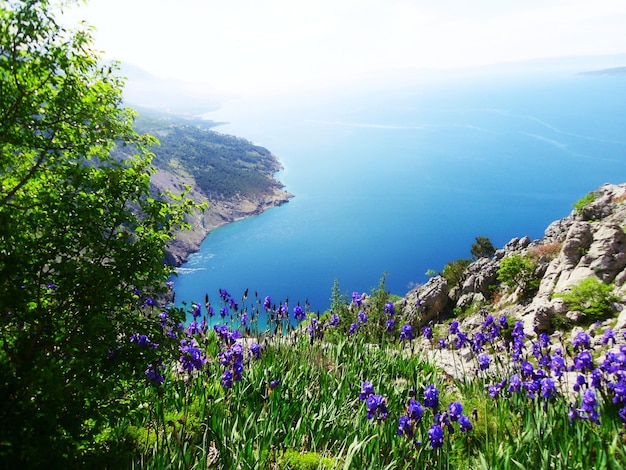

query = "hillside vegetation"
[[132, 112, 286, 201], [128, 111, 293, 265]]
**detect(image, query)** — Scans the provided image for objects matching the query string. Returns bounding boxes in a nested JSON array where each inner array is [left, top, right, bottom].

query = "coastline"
[[151, 167, 294, 267]]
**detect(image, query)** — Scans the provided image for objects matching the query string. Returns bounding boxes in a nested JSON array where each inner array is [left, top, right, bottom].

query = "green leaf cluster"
[[471, 236, 496, 260], [554, 277, 618, 321], [497, 253, 539, 294], [0, 1, 197, 465], [441, 258, 472, 287], [574, 191, 596, 213], [440, 236, 495, 288]]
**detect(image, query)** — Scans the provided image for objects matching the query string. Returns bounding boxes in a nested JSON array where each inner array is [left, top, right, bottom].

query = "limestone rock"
[[398, 182, 626, 341], [402, 276, 449, 325], [521, 298, 555, 334]]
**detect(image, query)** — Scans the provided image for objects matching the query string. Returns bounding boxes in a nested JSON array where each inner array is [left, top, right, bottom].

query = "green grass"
[[100, 304, 626, 469]]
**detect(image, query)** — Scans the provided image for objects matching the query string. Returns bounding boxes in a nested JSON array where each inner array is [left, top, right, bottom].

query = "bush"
[[277, 450, 338, 469], [471, 236, 496, 260], [554, 277, 618, 321], [574, 192, 596, 213], [530, 242, 562, 262], [497, 254, 539, 294], [441, 258, 472, 288]]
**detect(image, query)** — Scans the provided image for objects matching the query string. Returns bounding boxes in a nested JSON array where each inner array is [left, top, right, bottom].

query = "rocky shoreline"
[[150, 167, 293, 266]]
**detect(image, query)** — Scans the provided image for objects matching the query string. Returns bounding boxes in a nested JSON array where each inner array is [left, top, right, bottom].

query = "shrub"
[[441, 258, 472, 288], [277, 450, 338, 469], [573, 192, 596, 213], [554, 277, 618, 321], [471, 236, 496, 260], [530, 242, 562, 262], [497, 254, 539, 294]]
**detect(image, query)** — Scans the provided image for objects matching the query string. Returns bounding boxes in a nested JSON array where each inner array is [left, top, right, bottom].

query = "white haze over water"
[[61, 0, 626, 96]]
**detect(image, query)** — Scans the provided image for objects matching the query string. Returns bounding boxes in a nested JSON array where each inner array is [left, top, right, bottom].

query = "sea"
[[170, 64, 626, 323]]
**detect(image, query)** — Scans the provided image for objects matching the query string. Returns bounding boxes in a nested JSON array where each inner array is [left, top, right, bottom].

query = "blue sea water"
[[172, 71, 626, 320]]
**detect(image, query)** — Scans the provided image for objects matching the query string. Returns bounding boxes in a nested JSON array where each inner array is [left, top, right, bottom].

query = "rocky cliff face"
[[400, 182, 626, 334], [397, 182, 626, 379]]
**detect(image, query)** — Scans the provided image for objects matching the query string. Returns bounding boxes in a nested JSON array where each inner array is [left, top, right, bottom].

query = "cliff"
[[397, 182, 626, 376], [132, 111, 293, 265]]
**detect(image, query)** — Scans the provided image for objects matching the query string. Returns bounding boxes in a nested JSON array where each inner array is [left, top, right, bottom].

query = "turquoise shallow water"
[[171, 72, 626, 321]]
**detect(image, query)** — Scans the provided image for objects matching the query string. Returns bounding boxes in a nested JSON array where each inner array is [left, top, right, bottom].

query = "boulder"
[[402, 276, 450, 325], [521, 297, 555, 334]]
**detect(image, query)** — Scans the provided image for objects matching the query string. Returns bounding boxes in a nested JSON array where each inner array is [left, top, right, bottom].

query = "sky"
[[60, 0, 626, 96]]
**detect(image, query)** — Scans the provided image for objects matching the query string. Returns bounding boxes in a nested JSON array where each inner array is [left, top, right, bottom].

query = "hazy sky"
[[61, 0, 626, 95]]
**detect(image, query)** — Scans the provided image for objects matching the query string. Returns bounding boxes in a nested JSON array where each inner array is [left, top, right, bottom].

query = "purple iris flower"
[[521, 361, 535, 378], [145, 362, 165, 385], [187, 321, 200, 336], [221, 370, 233, 389], [540, 378, 557, 399], [400, 324, 413, 341], [179, 339, 207, 371], [423, 326, 433, 340], [459, 415, 473, 432], [269, 379, 280, 389], [572, 332, 591, 351], [427, 424, 444, 449], [573, 351, 594, 372], [365, 394, 388, 421], [550, 355, 566, 377], [478, 353, 490, 371], [407, 399, 424, 422], [456, 331, 468, 349], [249, 342, 261, 359], [507, 374, 522, 393], [397, 415, 414, 437], [293, 305, 305, 321], [582, 389, 601, 423], [424, 384, 439, 410], [602, 329, 616, 346], [359, 381, 375, 400], [448, 402, 463, 421]]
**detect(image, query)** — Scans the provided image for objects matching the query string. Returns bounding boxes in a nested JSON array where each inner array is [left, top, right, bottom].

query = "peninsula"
[[130, 110, 293, 265]]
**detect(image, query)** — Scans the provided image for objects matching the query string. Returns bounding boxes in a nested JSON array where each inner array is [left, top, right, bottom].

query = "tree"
[[440, 258, 472, 288], [0, 1, 197, 465], [471, 236, 496, 260]]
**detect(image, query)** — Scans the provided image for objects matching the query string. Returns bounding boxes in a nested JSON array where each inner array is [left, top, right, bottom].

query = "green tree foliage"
[[133, 113, 286, 200], [0, 1, 196, 465], [554, 277, 618, 321], [440, 258, 472, 287], [497, 253, 538, 294], [471, 236, 496, 260]]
